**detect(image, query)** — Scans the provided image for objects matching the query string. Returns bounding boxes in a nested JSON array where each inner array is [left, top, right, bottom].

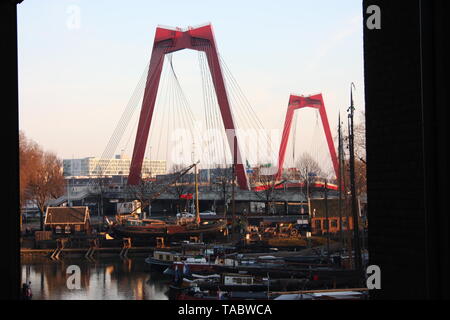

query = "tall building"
[[63, 154, 166, 178]]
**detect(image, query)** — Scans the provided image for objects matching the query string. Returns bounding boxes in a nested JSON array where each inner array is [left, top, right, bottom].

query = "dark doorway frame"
[[2, 0, 448, 300]]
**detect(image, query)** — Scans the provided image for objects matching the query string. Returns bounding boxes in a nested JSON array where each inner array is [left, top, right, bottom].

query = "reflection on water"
[[21, 257, 170, 300]]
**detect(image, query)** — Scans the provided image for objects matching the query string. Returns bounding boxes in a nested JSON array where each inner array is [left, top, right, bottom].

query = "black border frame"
[[1, 0, 448, 301]]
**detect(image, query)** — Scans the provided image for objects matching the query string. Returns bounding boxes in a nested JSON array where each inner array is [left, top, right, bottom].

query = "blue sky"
[[18, 0, 365, 171]]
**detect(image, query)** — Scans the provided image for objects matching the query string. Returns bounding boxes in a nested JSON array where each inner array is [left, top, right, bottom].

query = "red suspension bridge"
[[95, 24, 339, 193]]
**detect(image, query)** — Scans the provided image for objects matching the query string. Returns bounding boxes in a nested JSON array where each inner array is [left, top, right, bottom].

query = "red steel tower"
[[127, 24, 249, 190], [276, 94, 339, 181]]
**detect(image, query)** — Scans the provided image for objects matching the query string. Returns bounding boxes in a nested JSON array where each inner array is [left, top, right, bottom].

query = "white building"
[[63, 154, 166, 178]]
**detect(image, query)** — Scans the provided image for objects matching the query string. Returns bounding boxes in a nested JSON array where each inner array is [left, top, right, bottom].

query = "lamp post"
[[348, 83, 362, 275]]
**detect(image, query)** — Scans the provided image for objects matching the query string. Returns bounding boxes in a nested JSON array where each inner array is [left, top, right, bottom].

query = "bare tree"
[[253, 167, 280, 215], [125, 177, 160, 215], [341, 159, 367, 195], [213, 167, 233, 217], [354, 111, 367, 163], [343, 113, 367, 195], [296, 153, 324, 197], [27, 151, 65, 230], [89, 159, 114, 220]]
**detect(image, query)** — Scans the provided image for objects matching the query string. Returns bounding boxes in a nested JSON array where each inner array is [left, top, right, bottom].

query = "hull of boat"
[[111, 220, 227, 240], [170, 288, 269, 300], [173, 262, 217, 274], [145, 257, 173, 272]]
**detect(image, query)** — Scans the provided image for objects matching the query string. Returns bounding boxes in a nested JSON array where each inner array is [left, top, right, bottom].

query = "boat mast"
[[231, 136, 237, 235], [195, 162, 200, 225], [324, 179, 330, 262]]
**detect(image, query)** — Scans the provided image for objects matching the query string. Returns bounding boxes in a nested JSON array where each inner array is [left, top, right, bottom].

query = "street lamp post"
[[348, 83, 362, 275]]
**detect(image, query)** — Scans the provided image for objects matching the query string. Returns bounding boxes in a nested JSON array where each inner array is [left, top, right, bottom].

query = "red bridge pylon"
[[127, 24, 249, 190], [276, 94, 339, 182]]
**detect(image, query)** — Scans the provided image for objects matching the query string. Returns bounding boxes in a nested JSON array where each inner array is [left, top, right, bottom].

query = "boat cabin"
[[124, 219, 166, 227], [177, 216, 196, 225], [153, 250, 183, 262], [181, 243, 207, 256], [184, 257, 208, 264], [222, 273, 254, 286]]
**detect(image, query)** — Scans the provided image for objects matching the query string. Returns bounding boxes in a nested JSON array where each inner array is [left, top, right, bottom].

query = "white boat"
[[200, 210, 217, 216], [274, 290, 368, 300]]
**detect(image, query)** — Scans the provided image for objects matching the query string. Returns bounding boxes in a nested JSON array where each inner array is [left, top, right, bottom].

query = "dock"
[[20, 246, 154, 259]]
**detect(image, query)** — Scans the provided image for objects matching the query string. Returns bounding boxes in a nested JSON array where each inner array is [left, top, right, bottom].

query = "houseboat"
[[169, 273, 269, 300], [145, 250, 183, 272]]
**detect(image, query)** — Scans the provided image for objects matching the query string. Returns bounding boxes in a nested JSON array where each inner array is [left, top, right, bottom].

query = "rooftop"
[[44, 206, 90, 225]]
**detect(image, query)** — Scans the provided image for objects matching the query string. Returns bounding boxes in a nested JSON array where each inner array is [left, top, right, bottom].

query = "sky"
[[18, 0, 365, 173]]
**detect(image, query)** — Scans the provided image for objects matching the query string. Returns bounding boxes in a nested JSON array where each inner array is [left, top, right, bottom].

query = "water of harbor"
[[20, 257, 171, 300]]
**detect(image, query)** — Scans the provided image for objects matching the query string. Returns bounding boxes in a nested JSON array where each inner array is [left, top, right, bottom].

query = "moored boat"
[[111, 218, 227, 241], [145, 250, 183, 272], [168, 273, 270, 300], [109, 162, 227, 242]]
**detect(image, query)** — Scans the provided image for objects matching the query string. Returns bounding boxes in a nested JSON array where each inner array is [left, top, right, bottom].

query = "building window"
[[75, 225, 81, 232], [315, 220, 322, 230], [342, 220, 348, 228], [65, 225, 71, 234], [331, 220, 338, 228], [56, 226, 62, 234]]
